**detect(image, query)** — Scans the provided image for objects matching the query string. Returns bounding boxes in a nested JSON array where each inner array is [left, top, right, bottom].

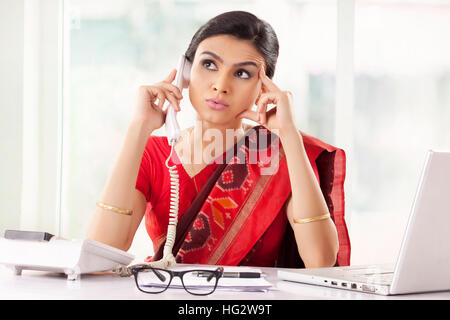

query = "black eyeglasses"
[[131, 266, 224, 296]]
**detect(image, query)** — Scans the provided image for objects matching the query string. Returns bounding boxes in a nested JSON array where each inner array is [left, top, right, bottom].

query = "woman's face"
[[188, 34, 266, 127]]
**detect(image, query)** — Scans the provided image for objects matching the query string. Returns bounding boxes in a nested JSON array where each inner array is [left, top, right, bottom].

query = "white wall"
[[0, 0, 62, 235], [0, 0, 25, 233]]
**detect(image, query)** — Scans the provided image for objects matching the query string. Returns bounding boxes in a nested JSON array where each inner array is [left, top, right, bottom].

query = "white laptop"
[[278, 150, 450, 295]]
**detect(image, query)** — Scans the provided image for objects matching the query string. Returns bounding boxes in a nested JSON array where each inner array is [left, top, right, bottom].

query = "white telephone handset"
[[165, 55, 191, 146], [147, 55, 191, 270]]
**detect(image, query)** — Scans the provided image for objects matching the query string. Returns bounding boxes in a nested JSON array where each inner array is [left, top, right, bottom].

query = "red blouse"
[[135, 135, 287, 266]]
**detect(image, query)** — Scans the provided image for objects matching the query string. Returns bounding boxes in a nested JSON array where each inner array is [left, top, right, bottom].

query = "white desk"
[[0, 265, 449, 300]]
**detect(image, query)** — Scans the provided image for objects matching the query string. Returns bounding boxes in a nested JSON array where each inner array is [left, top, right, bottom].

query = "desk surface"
[[1, 265, 449, 300]]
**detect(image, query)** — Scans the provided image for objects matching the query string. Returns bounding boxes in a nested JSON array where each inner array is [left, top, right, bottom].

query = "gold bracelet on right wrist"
[[294, 213, 330, 224]]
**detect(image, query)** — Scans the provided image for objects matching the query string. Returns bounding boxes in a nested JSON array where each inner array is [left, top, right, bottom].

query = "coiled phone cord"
[[146, 142, 179, 269], [114, 141, 180, 276]]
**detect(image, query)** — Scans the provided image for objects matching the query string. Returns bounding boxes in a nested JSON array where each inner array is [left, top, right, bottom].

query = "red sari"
[[135, 125, 350, 267]]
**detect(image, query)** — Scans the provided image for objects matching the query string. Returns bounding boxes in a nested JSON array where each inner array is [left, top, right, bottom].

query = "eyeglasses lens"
[[182, 270, 217, 295], [136, 268, 171, 293]]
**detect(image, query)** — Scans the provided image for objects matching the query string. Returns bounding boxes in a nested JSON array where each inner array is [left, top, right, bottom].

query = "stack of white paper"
[[141, 266, 273, 292]]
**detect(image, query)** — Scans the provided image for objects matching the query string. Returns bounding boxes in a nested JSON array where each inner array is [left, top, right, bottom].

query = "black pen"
[[222, 272, 261, 278], [195, 271, 262, 278]]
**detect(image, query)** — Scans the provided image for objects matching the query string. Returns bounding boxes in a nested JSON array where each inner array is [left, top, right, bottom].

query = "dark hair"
[[185, 11, 279, 79]]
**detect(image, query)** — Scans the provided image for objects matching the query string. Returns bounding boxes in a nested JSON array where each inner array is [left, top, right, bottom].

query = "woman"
[[87, 11, 350, 268]]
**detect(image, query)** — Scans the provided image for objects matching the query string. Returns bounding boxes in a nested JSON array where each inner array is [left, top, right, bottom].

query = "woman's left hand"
[[237, 66, 296, 134]]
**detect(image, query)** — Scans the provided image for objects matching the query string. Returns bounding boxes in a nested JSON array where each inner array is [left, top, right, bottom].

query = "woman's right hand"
[[133, 69, 183, 132]]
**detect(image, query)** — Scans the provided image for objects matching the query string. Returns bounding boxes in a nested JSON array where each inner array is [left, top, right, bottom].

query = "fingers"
[[164, 69, 177, 83], [159, 82, 183, 100], [156, 89, 180, 112], [144, 86, 180, 112], [156, 90, 165, 110], [256, 99, 267, 125], [256, 93, 278, 125], [161, 69, 183, 111], [237, 94, 270, 124], [255, 66, 279, 125], [236, 109, 259, 123], [164, 91, 181, 111], [139, 69, 184, 115], [259, 66, 280, 92]]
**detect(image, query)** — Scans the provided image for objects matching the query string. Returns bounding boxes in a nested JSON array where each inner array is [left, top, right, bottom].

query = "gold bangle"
[[96, 202, 133, 216], [294, 213, 330, 224]]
